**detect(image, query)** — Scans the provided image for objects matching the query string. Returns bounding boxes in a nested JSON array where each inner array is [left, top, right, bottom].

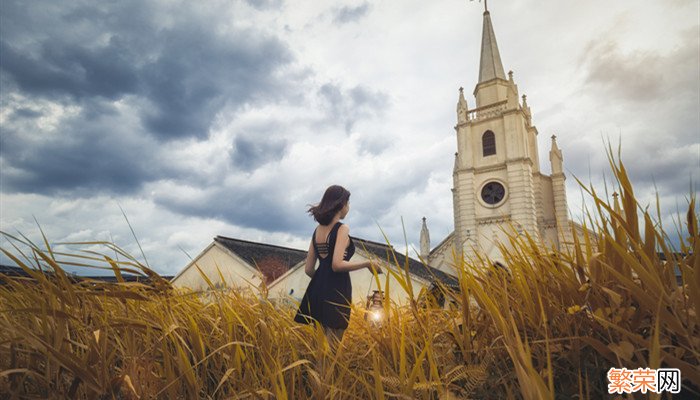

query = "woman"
[[294, 185, 380, 344]]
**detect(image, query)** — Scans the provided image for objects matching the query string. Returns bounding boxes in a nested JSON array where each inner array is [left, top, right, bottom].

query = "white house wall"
[[171, 243, 262, 293]]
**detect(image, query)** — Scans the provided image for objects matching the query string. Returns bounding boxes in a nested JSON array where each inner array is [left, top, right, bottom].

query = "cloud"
[[1, 101, 161, 195], [140, 26, 293, 140], [244, 0, 284, 11], [581, 24, 699, 104], [0, 0, 299, 196], [571, 23, 700, 194], [0, 0, 295, 142], [333, 3, 371, 24], [0, 39, 139, 100], [231, 134, 288, 172], [318, 83, 389, 133]]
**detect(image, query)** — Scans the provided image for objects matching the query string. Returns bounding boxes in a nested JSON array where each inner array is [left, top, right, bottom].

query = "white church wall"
[[503, 112, 529, 160], [474, 80, 509, 107], [538, 175, 557, 221], [475, 222, 515, 263], [527, 128, 540, 172], [429, 234, 459, 276]]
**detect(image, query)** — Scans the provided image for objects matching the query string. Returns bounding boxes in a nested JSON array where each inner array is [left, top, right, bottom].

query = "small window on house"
[[483, 131, 496, 156]]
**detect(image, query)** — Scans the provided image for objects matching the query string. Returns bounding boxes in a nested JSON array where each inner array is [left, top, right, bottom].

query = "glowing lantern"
[[365, 290, 385, 326]]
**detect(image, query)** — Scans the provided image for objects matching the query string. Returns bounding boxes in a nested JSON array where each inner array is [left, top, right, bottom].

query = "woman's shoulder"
[[337, 222, 349, 232]]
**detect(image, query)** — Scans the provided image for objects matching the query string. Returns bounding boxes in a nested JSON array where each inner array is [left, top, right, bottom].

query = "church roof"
[[478, 10, 507, 83], [214, 236, 307, 284]]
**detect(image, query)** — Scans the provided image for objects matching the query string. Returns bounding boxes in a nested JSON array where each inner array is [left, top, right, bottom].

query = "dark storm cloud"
[[0, 38, 139, 101], [333, 3, 371, 24], [0, 0, 296, 195], [140, 26, 293, 140], [1, 1, 294, 141], [244, 0, 284, 10], [1, 104, 161, 195], [152, 165, 431, 239], [564, 136, 698, 199], [9, 108, 43, 120], [154, 185, 308, 234], [318, 83, 389, 133], [231, 135, 288, 172]]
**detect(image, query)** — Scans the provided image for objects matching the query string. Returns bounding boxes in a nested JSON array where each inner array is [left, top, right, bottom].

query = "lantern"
[[365, 290, 385, 326]]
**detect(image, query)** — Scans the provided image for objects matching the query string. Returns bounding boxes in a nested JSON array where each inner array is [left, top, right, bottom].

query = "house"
[[170, 235, 457, 306], [170, 236, 307, 294]]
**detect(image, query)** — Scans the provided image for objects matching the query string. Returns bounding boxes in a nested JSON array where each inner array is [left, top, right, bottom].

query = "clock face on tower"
[[481, 181, 506, 205]]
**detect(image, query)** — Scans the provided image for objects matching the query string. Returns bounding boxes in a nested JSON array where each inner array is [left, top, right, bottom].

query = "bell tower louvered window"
[[482, 131, 496, 156]]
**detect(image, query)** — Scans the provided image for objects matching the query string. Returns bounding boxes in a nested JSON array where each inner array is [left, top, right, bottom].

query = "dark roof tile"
[[214, 236, 307, 284]]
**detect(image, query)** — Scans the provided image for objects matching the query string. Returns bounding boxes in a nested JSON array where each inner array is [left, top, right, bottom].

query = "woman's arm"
[[331, 224, 373, 273], [304, 239, 316, 278]]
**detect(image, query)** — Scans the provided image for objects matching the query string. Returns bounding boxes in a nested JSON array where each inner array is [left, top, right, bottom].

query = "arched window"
[[482, 131, 496, 156]]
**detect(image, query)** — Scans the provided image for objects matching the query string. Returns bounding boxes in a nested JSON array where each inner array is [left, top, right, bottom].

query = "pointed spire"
[[551, 134, 560, 152], [420, 217, 431, 259], [478, 7, 507, 83], [458, 87, 467, 107], [549, 134, 564, 174], [612, 192, 622, 217], [457, 87, 468, 123]]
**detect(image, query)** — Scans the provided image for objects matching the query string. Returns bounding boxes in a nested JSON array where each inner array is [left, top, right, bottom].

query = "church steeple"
[[420, 217, 431, 259], [473, 7, 510, 108], [478, 8, 506, 84]]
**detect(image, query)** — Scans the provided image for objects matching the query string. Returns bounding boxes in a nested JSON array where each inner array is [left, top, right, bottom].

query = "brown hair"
[[307, 185, 351, 225]]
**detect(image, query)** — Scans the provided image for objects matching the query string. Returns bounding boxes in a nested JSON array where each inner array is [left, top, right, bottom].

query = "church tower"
[[427, 5, 572, 272]]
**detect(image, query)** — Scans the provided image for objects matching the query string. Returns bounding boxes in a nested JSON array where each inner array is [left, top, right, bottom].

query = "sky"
[[1, 0, 698, 276]]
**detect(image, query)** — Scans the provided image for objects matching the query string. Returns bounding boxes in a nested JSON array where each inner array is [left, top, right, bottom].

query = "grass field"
[[1, 154, 698, 399]]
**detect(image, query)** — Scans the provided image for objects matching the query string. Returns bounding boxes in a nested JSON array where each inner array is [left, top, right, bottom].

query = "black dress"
[[294, 222, 355, 329]]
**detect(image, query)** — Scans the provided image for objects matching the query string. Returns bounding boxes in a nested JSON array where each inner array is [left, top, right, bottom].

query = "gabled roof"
[[429, 231, 455, 257], [214, 236, 307, 284], [352, 237, 458, 287]]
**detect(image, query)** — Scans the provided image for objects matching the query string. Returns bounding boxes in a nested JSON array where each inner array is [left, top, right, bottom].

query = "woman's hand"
[[368, 261, 383, 275]]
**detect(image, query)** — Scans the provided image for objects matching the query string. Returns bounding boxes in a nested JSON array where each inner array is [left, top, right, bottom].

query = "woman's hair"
[[308, 185, 351, 225]]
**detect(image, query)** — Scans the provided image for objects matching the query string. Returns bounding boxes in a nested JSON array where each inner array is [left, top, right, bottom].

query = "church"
[[421, 6, 584, 274]]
